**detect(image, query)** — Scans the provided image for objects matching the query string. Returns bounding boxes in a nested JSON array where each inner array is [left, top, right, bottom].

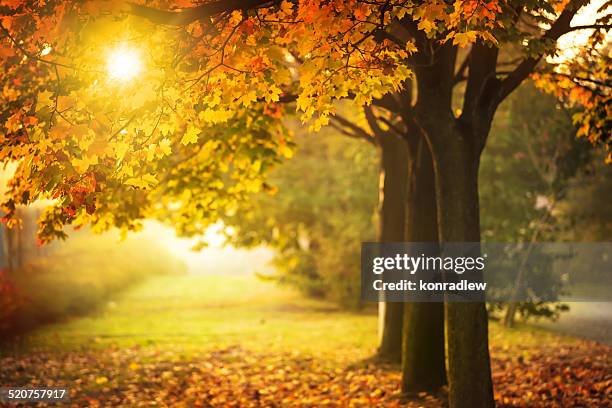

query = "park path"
[[532, 301, 612, 345]]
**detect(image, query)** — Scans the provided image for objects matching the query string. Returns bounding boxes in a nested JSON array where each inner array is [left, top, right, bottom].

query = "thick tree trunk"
[[427, 125, 494, 408], [401, 136, 446, 393], [377, 132, 409, 363], [410, 40, 494, 407]]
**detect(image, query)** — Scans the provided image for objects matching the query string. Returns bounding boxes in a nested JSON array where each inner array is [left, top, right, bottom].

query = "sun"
[[106, 46, 143, 82]]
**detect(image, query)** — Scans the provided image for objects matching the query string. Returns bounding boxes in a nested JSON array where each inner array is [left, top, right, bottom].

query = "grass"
[[4, 274, 377, 362], [4, 273, 580, 362]]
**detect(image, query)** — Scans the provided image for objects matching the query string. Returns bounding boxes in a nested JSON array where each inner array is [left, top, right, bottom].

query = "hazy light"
[[106, 46, 142, 81], [553, 1, 611, 63], [138, 221, 274, 275]]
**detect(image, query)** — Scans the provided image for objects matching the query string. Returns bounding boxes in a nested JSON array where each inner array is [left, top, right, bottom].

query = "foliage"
[[481, 83, 590, 242], [555, 155, 612, 241], [0, 230, 186, 336], [0, 0, 410, 242], [0, 1, 608, 244], [533, 40, 611, 162], [224, 125, 378, 309]]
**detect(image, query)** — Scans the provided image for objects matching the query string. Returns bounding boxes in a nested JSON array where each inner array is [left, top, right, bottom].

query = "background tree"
[[479, 82, 593, 326], [331, 103, 446, 390], [223, 121, 378, 308], [556, 158, 612, 241]]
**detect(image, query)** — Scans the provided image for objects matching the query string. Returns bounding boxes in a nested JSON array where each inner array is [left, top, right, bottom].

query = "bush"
[[0, 269, 23, 332]]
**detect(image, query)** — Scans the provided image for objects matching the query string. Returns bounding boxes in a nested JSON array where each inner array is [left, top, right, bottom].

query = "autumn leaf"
[[453, 31, 478, 47], [158, 138, 172, 156], [180, 124, 201, 145]]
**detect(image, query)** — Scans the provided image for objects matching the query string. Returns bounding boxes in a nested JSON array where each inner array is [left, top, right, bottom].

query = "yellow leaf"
[[405, 41, 417, 53], [417, 19, 436, 34], [113, 142, 129, 160], [72, 155, 98, 174], [159, 138, 172, 156], [159, 121, 175, 136], [95, 376, 108, 385], [36, 91, 54, 111], [240, 90, 258, 107], [180, 124, 200, 145], [264, 85, 281, 103], [453, 31, 478, 47]]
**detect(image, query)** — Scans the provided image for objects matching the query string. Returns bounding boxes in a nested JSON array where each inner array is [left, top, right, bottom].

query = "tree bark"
[[376, 131, 409, 363], [401, 135, 446, 393], [410, 40, 494, 407], [426, 124, 494, 408]]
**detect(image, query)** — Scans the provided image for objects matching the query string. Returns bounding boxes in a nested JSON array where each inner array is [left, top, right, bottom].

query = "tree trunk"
[[427, 123, 494, 408], [0, 224, 7, 269], [377, 132, 409, 363], [407, 37, 493, 408], [401, 136, 447, 393], [503, 302, 518, 328]]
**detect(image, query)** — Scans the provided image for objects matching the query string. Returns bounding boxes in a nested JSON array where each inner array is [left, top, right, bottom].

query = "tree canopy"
[[0, 0, 609, 243]]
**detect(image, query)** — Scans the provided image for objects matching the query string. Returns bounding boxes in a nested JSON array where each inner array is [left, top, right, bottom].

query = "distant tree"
[[479, 82, 593, 326], [556, 157, 612, 241], [224, 122, 378, 308], [331, 104, 445, 389]]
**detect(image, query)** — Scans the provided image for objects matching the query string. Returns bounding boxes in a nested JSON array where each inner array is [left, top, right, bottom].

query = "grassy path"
[[5, 274, 377, 360], [1, 274, 610, 407]]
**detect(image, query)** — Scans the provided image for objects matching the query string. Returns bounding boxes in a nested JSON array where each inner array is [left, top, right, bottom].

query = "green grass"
[[6, 274, 378, 361], [4, 273, 581, 364]]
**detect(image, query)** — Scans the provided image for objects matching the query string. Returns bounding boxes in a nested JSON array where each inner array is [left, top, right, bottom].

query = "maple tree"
[[326, 2, 610, 405], [1, 1, 610, 407]]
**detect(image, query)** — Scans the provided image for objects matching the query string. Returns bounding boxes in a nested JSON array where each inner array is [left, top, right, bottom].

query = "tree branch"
[[549, 72, 611, 88], [459, 42, 498, 130], [372, 93, 401, 112], [0, 23, 102, 73], [376, 115, 405, 136], [129, 0, 280, 26], [329, 114, 376, 146], [494, 0, 589, 105], [564, 24, 612, 32], [363, 105, 383, 136]]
